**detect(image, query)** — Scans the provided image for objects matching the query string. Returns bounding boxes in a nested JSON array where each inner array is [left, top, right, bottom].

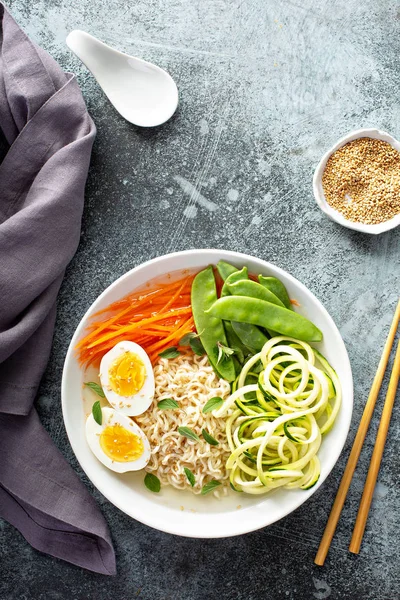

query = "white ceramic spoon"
[[66, 30, 178, 127]]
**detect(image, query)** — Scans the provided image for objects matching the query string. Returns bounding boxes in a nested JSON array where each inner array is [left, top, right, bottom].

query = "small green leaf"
[[216, 341, 235, 365], [201, 480, 221, 495], [202, 397, 223, 414], [202, 429, 219, 446], [184, 467, 195, 487], [157, 398, 180, 410], [159, 346, 181, 359], [178, 426, 200, 442], [179, 332, 198, 346], [84, 381, 105, 398], [190, 337, 206, 356], [144, 473, 161, 493], [92, 401, 102, 426], [179, 332, 206, 356]]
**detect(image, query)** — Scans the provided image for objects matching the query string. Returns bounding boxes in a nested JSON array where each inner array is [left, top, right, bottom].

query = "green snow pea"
[[224, 321, 252, 363], [258, 275, 292, 310], [231, 321, 268, 351], [221, 266, 248, 297], [206, 296, 323, 342], [191, 266, 236, 382], [226, 279, 285, 307], [226, 279, 284, 338], [232, 355, 242, 376], [221, 268, 269, 346], [216, 260, 238, 282]]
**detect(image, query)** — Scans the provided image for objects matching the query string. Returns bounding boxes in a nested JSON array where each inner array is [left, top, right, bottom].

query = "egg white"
[[99, 341, 155, 416], [86, 407, 151, 473]]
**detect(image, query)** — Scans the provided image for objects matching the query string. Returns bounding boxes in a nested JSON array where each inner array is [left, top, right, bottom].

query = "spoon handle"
[[66, 30, 112, 74]]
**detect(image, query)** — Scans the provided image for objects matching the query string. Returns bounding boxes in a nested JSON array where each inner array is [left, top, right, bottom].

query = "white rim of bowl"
[[313, 127, 400, 234], [61, 249, 353, 538]]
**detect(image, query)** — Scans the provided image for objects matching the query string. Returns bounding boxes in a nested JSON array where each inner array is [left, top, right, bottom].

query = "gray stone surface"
[[1, 0, 400, 598]]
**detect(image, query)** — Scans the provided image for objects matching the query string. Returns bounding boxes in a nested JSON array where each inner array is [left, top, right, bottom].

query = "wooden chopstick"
[[314, 299, 400, 566], [349, 337, 400, 553]]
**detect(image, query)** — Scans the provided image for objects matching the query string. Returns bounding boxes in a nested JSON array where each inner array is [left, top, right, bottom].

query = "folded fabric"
[[0, 3, 116, 574]]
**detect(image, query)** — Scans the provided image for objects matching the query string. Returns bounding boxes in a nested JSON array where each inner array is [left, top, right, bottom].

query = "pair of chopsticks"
[[315, 299, 400, 566]]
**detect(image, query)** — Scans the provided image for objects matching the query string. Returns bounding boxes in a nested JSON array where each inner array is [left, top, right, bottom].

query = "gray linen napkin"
[[0, 4, 116, 574]]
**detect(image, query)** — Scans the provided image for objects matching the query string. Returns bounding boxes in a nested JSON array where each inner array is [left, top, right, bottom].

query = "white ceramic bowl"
[[313, 128, 400, 234], [62, 249, 353, 538]]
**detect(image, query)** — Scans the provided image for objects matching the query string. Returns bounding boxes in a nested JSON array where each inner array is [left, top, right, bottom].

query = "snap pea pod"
[[206, 296, 323, 342], [221, 266, 248, 297], [191, 266, 236, 382], [226, 279, 283, 338], [231, 321, 268, 351], [216, 260, 238, 282], [226, 279, 285, 307], [258, 275, 292, 310], [224, 321, 248, 363], [221, 268, 270, 346]]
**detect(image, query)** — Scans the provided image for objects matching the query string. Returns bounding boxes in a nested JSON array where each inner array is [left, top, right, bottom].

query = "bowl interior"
[[62, 249, 353, 538]]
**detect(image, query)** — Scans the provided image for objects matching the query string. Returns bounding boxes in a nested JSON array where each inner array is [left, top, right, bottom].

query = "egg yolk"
[[108, 351, 146, 396], [100, 424, 144, 462]]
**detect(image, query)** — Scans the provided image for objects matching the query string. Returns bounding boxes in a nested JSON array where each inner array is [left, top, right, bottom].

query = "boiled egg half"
[[86, 406, 151, 473], [99, 341, 154, 416]]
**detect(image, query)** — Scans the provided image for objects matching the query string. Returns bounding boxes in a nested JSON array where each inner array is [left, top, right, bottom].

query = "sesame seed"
[[322, 137, 400, 225]]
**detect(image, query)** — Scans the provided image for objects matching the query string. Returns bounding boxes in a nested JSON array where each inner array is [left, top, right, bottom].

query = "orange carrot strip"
[[146, 317, 195, 353], [92, 286, 166, 317], [75, 304, 136, 348], [158, 276, 193, 315], [76, 274, 197, 368], [79, 334, 158, 366], [86, 307, 192, 349]]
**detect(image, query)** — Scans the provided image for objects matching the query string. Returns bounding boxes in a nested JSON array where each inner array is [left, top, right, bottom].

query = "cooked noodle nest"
[[136, 352, 231, 498]]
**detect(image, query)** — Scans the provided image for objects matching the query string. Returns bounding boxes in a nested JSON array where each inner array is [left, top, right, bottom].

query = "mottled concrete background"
[[1, 0, 400, 598]]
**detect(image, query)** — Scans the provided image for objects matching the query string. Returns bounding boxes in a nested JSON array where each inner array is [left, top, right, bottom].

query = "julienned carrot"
[[75, 303, 136, 347], [158, 277, 190, 314], [87, 317, 193, 353], [80, 315, 195, 367], [76, 273, 196, 367], [76, 286, 187, 345], [86, 307, 192, 349], [88, 287, 165, 319], [145, 317, 195, 353]]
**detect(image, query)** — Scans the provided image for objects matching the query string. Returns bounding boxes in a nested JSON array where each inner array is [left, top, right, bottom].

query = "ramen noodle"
[[136, 352, 231, 497]]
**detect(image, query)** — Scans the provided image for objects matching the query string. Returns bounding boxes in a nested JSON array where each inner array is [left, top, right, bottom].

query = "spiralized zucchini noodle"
[[136, 353, 231, 497], [213, 336, 341, 495]]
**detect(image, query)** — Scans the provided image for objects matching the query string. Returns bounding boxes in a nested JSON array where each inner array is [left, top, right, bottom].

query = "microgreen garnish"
[[202, 397, 223, 414], [179, 332, 200, 346], [202, 429, 219, 446], [92, 401, 102, 426], [179, 332, 206, 356], [184, 468, 195, 487], [201, 480, 221, 495], [144, 473, 161, 493], [157, 398, 180, 410], [84, 382, 105, 398], [190, 337, 206, 356], [216, 341, 235, 365], [178, 427, 200, 442], [159, 346, 181, 359]]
